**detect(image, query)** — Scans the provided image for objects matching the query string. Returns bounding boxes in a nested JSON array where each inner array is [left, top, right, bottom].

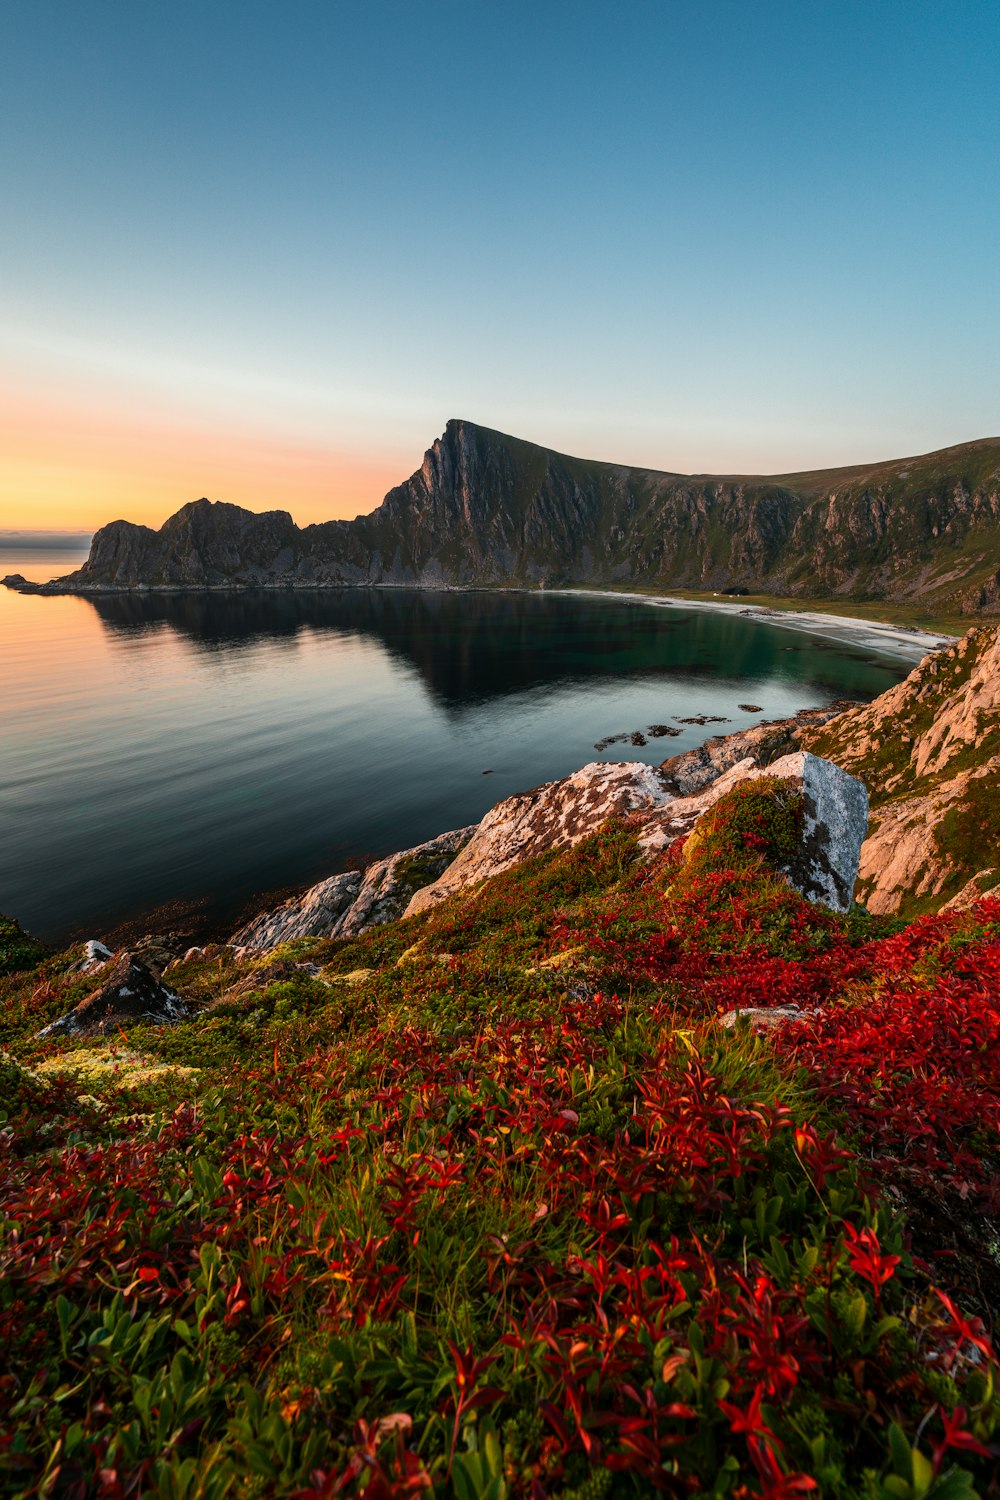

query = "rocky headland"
[[7, 419, 1000, 616]]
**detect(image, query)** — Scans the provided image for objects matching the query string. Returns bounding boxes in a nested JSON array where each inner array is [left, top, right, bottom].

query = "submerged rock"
[[39, 953, 186, 1039]]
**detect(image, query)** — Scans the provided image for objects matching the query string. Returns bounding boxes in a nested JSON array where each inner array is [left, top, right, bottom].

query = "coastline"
[[553, 587, 957, 663], [3, 564, 958, 665]]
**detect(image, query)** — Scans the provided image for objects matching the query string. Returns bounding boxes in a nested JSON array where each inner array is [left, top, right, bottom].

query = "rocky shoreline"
[[21, 615, 999, 1038]]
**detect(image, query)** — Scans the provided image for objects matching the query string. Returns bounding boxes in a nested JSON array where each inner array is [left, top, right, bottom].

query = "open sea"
[[1, 546, 912, 943]]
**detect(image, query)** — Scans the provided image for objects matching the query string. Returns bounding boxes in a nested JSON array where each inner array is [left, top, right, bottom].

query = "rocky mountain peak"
[[9, 422, 1000, 611]]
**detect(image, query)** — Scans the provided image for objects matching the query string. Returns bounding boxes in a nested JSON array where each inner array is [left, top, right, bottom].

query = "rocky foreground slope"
[[3, 628, 1000, 1493], [3, 745, 999, 1495], [649, 622, 1000, 918], [9, 420, 1000, 615]]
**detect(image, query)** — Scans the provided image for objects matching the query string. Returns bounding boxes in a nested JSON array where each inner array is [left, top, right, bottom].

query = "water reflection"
[[87, 588, 895, 710], [2, 572, 907, 943]]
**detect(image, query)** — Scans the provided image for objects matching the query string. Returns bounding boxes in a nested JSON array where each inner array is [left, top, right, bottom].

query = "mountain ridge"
[[14, 418, 1000, 613]]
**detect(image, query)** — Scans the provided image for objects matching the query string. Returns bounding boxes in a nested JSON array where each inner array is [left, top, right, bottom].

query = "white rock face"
[[229, 871, 363, 950], [405, 762, 677, 917], [77, 938, 114, 974], [229, 826, 476, 951], [407, 752, 868, 919], [750, 751, 869, 912]]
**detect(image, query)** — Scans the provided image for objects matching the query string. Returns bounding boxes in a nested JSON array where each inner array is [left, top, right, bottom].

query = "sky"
[[1, 0, 998, 530]]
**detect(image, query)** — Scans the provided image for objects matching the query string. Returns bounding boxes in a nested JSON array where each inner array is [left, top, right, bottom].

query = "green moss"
[[0, 913, 48, 978], [681, 777, 805, 877], [932, 775, 1000, 889]]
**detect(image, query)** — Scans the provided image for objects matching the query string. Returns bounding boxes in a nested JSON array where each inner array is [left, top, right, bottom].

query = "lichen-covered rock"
[[404, 752, 867, 919], [801, 624, 1000, 914], [337, 827, 477, 938], [637, 751, 868, 911], [720, 1006, 809, 1031], [229, 827, 477, 951], [39, 953, 186, 1039], [228, 871, 363, 950], [406, 762, 676, 917]]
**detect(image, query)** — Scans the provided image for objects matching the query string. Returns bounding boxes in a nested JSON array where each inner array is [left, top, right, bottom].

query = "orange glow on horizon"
[[0, 385, 410, 531]]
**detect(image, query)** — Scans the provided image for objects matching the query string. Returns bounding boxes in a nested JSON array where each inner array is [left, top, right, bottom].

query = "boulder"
[[228, 870, 363, 950], [77, 939, 114, 974], [406, 762, 677, 917], [720, 1005, 808, 1031], [39, 953, 186, 1039], [639, 751, 868, 912], [337, 826, 477, 938], [227, 826, 477, 951]]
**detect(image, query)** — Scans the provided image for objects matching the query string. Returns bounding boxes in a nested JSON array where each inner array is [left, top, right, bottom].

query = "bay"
[[1, 547, 909, 943]]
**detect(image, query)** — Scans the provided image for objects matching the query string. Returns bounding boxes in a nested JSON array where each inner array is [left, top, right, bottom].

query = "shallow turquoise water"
[[1, 549, 908, 942]]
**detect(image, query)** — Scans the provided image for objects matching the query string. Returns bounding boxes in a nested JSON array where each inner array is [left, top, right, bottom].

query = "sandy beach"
[[557, 588, 957, 664]]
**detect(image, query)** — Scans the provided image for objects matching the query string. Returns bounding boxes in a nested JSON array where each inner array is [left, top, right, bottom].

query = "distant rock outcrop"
[[39, 953, 186, 1039], [13, 420, 1000, 616]]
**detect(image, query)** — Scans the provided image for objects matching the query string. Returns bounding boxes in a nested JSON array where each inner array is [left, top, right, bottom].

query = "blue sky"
[[2, 0, 998, 525]]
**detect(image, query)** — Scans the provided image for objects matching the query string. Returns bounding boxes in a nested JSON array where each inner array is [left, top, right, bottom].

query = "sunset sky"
[[2, 0, 998, 532]]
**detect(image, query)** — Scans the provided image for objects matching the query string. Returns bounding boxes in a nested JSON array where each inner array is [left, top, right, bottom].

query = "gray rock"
[[720, 1006, 808, 1031], [638, 750, 868, 912], [226, 826, 476, 951], [39, 953, 186, 1039], [759, 751, 869, 912], [337, 826, 477, 938], [76, 939, 114, 974], [406, 762, 676, 917], [228, 871, 363, 951]]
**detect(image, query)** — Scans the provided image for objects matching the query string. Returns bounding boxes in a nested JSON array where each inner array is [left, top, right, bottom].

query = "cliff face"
[[44, 420, 1000, 612]]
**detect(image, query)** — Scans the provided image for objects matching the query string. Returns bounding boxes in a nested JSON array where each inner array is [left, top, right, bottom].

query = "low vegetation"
[[2, 784, 998, 1497]]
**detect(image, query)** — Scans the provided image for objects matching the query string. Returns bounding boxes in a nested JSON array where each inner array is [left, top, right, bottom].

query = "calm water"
[[1, 548, 909, 943]]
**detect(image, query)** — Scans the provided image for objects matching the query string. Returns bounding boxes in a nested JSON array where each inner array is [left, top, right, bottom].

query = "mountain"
[[17, 419, 1000, 613]]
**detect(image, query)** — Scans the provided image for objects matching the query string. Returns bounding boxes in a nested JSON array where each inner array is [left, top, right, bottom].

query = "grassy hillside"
[[2, 782, 999, 1497]]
